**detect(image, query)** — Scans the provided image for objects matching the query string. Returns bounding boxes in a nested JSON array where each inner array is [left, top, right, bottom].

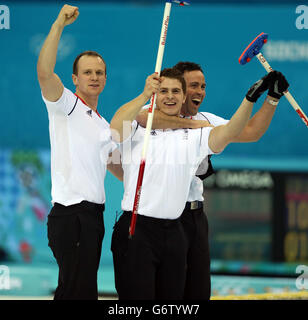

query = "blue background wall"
[[0, 0, 308, 294], [1, 1, 308, 167]]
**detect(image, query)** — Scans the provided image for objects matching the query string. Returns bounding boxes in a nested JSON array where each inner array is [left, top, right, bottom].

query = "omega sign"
[[213, 170, 274, 189]]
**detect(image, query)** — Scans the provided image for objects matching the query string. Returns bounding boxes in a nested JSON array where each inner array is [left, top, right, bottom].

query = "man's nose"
[[91, 72, 98, 80], [196, 86, 204, 94], [167, 91, 174, 99]]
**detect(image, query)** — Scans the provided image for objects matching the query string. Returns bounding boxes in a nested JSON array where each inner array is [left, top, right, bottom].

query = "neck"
[[181, 105, 198, 117], [158, 108, 181, 117], [180, 104, 190, 117], [75, 90, 99, 111]]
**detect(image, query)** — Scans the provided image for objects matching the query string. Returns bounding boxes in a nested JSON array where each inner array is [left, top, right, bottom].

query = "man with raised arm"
[[109, 67, 276, 300], [37, 4, 122, 300], [136, 61, 289, 300]]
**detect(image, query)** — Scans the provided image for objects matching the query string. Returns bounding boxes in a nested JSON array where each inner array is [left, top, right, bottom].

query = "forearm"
[[209, 98, 253, 152], [233, 95, 278, 142], [136, 109, 209, 129], [225, 97, 254, 138], [226, 71, 288, 144], [37, 21, 64, 78], [110, 93, 149, 142]]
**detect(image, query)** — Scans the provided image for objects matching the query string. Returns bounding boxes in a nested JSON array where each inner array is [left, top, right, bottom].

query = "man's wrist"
[[266, 96, 279, 106], [52, 20, 65, 31], [139, 92, 152, 104]]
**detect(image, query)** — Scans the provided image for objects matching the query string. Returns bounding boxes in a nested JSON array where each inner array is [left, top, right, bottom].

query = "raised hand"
[[142, 73, 160, 100], [268, 71, 289, 100], [55, 4, 79, 27]]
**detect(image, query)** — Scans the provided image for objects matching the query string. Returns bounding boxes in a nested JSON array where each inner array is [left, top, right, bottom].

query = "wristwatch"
[[266, 97, 279, 106]]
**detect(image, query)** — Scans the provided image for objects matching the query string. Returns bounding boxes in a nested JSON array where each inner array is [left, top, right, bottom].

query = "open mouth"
[[164, 102, 177, 107], [191, 98, 201, 106]]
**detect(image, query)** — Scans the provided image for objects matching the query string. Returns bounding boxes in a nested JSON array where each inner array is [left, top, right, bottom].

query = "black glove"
[[268, 71, 289, 100], [246, 72, 274, 103]]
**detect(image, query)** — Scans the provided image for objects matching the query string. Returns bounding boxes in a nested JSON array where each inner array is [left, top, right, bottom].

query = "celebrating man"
[[109, 67, 278, 300], [37, 5, 122, 300]]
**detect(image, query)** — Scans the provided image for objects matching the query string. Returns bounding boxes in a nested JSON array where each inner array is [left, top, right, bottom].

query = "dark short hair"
[[73, 51, 107, 75], [160, 67, 186, 94], [173, 61, 203, 74]]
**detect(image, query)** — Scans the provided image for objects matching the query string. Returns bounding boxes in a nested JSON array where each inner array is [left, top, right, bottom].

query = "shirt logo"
[[151, 130, 157, 136], [86, 110, 92, 117]]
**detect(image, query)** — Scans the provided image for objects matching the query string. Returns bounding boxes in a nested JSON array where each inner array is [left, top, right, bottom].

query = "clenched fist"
[[142, 73, 160, 100], [55, 4, 79, 27]]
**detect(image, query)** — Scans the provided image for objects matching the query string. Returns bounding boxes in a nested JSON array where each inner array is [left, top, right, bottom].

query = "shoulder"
[[197, 111, 229, 126], [42, 87, 78, 115], [42, 87, 75, 104]]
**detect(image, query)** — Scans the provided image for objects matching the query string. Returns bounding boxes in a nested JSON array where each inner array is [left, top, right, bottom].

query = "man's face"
[[181, 70, 206, 116], [156, 77, 186, 116], [72, 55, 107, 97]]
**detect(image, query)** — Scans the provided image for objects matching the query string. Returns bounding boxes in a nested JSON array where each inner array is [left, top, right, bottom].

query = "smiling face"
[[156, 77, 186, 116], [181, 70, 206, 116], [72, 55, 107, 99]]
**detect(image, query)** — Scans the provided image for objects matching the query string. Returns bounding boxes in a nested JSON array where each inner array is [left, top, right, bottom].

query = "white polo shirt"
[[187, 112, 228, 202], [119, 120, 216, 219], [42, 87, 115, 206]]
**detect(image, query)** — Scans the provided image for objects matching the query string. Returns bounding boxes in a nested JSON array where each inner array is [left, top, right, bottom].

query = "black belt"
[[123, 211, 180, 227], [80, 201, 105, 212], [184, 201, 203, 210], [54, 201, 105, 213]]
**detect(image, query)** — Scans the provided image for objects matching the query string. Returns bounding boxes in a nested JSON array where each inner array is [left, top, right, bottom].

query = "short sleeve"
[[42, 87, 78, 115], [199, 127, 216, 156], [200, 112, 229, 126]]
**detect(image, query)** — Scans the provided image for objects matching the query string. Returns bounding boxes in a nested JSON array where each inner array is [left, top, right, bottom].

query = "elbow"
[[245, 125, 263, 142], [37, 66, 52, 82], [135, 114, 147, 128], [231, 124, 262, 143], [244, 131, 263, 143], [253, 129, 266, 142], [37, 59, 53, 81], [251, 136, 261, 142]]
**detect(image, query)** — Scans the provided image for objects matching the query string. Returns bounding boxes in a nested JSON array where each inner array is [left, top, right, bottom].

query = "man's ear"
[[72, 73, 78, 86]]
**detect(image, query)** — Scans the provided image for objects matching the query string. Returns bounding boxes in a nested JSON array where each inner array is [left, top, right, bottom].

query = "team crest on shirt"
[[150, 130, 157, 136], [86, 110, 92, 117]]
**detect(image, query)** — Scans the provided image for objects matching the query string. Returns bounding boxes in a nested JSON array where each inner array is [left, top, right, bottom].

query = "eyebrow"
[[189, 81, 206, 86], [160, 87, 182, 90], [83, 68, 105, 72]]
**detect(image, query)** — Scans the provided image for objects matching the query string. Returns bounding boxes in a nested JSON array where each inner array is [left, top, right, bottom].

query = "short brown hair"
[[160, 67, 186, 94], [73, 51, 107, 75], [173, 61, 204, 74]]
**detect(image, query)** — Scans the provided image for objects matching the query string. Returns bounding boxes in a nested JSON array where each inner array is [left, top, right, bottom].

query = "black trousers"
[[111, 211, 188, 300], [180, 206, 211, 300], [47, 201, 105, 300]]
